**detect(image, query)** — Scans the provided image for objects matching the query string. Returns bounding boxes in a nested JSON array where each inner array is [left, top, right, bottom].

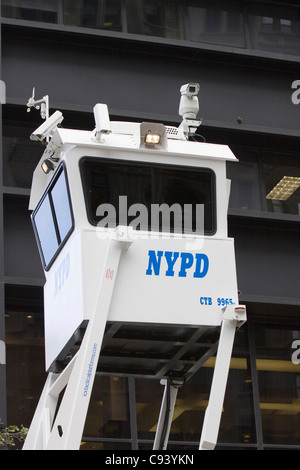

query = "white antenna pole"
[[27, 88, 50, 141], [27, 88, 50, 121]]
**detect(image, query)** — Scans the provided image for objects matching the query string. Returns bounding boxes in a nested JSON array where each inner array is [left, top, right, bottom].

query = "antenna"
[[27, 88, 51, 142], [27, 88, 49, 121]]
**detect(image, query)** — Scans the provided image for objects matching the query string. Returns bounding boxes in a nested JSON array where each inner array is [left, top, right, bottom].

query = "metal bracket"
[[178, 118, 202, 139], [27, 88, 49, 121], [222, 304, 247, 329]]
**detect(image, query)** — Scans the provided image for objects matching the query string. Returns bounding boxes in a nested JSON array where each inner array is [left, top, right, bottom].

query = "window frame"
[[31, 162, 74, 271]]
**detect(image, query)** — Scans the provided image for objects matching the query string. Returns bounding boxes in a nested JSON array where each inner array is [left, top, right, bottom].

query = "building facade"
[[0, 0, 300, 450]]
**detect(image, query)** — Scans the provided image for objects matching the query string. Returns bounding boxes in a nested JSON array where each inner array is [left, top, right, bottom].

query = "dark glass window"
[[62, 0, 122, 31], [227, 152, 262, 212], [135, 378, 169, 441], [80, 158, 216, 235], [5, 285, 46, 433], [32, 164, 74, 269], [3, 109, 94, 190], [254, 322, 300, 445], [3, 125, 45, 189], [227, 149, 300, 217], [82, 375, 130, 446], [187, 0, 245, 48], [1, 0, 58, 23], [248, 3, 300, 56], [126, 0, 184, 39]]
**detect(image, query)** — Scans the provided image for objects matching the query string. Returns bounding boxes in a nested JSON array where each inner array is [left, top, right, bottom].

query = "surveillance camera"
[[30, 110, 64, 142], [180, 83, 200, 97], [93, 103, 111, 141], [178, 82, 202, 138], [179, 83, 200, 120]]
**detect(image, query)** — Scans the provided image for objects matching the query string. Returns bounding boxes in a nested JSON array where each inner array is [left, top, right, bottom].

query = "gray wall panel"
[[4, 196, 44, 281], [230, 222, 300, 302], [2, 29, 300, 135]]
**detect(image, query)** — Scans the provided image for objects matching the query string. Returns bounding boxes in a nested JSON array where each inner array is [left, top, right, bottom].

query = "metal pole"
[[153, 379, 179, 450], [199, 305, 246, 450], [0, 28, 7, 427]]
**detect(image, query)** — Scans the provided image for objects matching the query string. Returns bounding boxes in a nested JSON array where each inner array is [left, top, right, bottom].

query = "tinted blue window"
[[51, 171, 73, 241], [34, 194, 59, 266], [32, 165, 73, 269]]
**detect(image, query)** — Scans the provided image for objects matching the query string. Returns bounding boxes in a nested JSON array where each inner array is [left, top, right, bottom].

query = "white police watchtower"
[[23, 84, 246, 451]]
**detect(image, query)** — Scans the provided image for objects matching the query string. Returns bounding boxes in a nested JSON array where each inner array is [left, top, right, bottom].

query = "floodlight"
[[145, 132, 161, 145], [140, 122, 167, 149], [41, 158, 56, 174]]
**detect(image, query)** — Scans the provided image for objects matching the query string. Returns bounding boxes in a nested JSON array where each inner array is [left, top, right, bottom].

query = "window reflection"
[[227, 154, 262, 211], [62, 0, 122, 31], [32, 163, 74, 269], [5, 285, 46, 429], [1, 0, 58, 23], [51, 170, 74, 241], [168, 328, 255, 445], [83, 375, 130, 440], [81, 441, 132, 450], [219, 328, 256, 444], [3, 126, 44, 189], [263, 154, 300, 215], [254, 322, 300, 445], [135, 378, 165, 440], [33, 195, 59, 267], [248, 3, 300, 56], [187, 0, 245, 48], [168, 370, 210, 443], [80, 158, 216, 235], [135, 327, 255, 446], [126, 0, 184, 39], [2, 0, 300, 58]]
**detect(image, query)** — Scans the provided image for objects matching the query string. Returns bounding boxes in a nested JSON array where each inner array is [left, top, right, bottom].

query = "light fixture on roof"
[[140, 122, 167, 149], [144, 131, 161, 145], [41, 158, 56, 174], [266, 176, 300, 200]]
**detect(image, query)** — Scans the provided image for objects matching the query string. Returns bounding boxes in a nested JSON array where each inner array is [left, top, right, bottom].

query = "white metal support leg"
[[153, 379, 180, 450], [23, 227, 132, 450], [199, 305, 246, 450]]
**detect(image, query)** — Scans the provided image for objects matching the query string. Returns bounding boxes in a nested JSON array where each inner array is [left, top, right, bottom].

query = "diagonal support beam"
[[153, 379, 181, 450], [23, 227, 132, 450], [199, 305, 246, 450]]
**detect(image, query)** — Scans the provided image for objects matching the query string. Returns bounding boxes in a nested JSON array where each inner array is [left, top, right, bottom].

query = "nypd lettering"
[[54, 252, 70, 296], [146, 250, 209, 278]]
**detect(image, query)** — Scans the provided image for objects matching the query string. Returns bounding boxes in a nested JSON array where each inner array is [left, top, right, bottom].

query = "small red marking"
[[105, 268, 114, 280]]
